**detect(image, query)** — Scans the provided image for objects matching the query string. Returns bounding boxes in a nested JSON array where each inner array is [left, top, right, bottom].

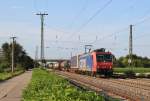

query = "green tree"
[[2, 43, 11, 64], [1, 42, 34, 71], [116, 54, 150, 68]]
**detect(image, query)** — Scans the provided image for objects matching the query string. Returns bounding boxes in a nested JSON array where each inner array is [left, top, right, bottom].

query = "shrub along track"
[[55, 71, 150, 101]]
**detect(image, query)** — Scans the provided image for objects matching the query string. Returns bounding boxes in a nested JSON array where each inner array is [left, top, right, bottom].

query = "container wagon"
[[70, 55, 79, 72]]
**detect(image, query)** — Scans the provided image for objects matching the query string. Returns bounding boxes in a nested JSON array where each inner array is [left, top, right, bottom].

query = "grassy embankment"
[[23, 68, 119, 101], [114, 67, 150, 73], [0, 68, 25, 81]]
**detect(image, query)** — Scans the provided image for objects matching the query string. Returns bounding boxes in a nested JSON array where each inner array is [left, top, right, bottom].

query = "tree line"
[[0, 42, 34, 72], [114, 54, 150, 68]]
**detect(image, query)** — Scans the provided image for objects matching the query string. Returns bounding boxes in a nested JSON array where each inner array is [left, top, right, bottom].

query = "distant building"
[[0, 49, 4, 60]]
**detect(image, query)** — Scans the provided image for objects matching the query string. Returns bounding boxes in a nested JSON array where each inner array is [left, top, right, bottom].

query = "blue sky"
[[0, 0, 150, 59]]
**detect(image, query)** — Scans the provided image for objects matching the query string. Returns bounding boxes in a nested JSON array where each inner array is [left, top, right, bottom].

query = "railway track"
[[105, 79, 150, 91], [55, 71, 150, 101]]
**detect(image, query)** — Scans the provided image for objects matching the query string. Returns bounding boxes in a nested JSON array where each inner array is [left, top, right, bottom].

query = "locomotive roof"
[[71, 48, 112, 57]]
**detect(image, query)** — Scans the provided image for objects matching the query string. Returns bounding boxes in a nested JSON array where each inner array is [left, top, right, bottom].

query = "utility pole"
[[10, 37, 16, 73], [129, 25, 133, 67], [36, 13, 48, 67], [34, 46, 38, 68], [70, 52, 72, 58], [78, 35, 80, 41]]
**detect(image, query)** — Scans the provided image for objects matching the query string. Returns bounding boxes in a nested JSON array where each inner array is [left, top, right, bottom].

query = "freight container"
[[70, 55, 79, 69], [79, 53, 93, 71]]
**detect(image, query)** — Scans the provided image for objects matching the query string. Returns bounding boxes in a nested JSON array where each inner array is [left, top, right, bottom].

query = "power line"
[[118, 0, 136, 16], [134, 16, 150, 26], [91, 12, 150, 44], [91, 26, 128, 44], [45, 35, 95, 44], [61, 0, 136, 42], [68, 0, 88, 29], [67, 0, 112, 39], [134, 44, 150, 47], [66, 1, 150, 47], [134, 33, 149, 40], [59, 0, 88, 40], [87, 2, 150, 45], [133, 7, 150, 26]]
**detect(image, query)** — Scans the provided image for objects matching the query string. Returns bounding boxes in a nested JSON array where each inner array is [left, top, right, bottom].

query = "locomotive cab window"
[[104, 54, 112, 62], [96, 54, 112, 62], [96, 55, 104, 62]]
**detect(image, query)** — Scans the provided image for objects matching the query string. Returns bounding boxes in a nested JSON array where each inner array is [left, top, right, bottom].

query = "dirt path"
[[0, 71, 32, 101]]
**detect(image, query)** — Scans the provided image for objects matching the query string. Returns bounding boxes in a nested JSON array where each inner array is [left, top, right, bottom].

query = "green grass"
[[23, 68, 118, 101], [0, 70, 25, 81], [114, 67, 150, 73]]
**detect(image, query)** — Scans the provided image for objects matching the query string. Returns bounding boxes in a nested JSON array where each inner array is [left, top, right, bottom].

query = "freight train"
[[70, 48, 113, 76]]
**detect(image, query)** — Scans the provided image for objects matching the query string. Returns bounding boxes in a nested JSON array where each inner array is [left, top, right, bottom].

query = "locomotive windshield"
[[96, 54, 112, 62]]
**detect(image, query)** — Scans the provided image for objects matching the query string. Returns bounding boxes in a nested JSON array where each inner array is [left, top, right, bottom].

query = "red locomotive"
[[71, 48, 113, 76]]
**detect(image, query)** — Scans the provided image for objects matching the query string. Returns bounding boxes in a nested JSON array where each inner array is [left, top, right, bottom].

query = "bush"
[[15, 64, 25, 71], [114, 68, 150, 73], [137, 73, 146, 78], [0, 63, 9, 72], [124, 70, 135, 78], [146, 74, 150, 78], [0, 69, 24, 81]]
